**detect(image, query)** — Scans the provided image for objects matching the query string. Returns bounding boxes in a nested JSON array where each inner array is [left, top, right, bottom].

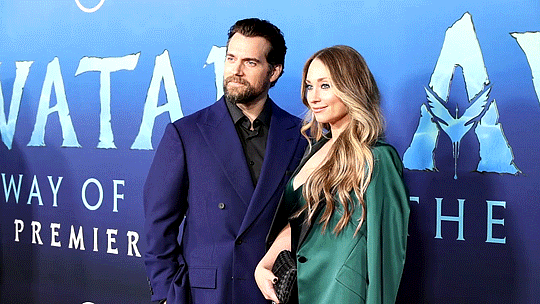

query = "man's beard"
[[223, 76, 268, 105]]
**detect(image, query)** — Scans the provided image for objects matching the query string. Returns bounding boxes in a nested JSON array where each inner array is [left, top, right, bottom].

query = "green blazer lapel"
[[295, 136, 331, 249], [266, 135, 330, 250], [294, 135, 330, 177]]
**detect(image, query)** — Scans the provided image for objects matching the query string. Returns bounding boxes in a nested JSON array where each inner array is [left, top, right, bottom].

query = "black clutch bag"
[[272, 250, 297, 303]]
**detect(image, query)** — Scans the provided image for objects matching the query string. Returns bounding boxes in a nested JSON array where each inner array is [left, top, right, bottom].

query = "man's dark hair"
[[227, 18, 287, 78]]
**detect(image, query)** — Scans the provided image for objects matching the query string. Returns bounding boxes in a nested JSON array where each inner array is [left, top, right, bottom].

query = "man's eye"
[[246, 61, 257, 66]]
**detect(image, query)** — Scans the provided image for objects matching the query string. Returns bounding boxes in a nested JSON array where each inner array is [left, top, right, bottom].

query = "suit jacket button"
[[235, 239, 243, 245], [298, 256, 307, 263], [218, 203, 225, 209]]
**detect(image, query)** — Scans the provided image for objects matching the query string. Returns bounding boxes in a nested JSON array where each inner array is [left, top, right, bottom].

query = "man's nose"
[[232, 61, 244, 75]]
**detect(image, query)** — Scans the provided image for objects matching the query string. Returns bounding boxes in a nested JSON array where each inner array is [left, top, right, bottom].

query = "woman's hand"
[[254, 263, 280, 303], [254, 223, 292, 303]]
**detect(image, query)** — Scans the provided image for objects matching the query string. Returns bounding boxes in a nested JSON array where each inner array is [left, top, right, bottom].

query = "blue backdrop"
[[1, 1, 539, 303]]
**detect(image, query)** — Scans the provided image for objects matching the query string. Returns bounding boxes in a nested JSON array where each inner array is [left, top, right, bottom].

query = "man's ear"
[[269, 64, 283, 83]]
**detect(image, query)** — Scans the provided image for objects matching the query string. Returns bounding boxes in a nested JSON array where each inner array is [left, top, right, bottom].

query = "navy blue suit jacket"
[[144, 97, 307, 303]]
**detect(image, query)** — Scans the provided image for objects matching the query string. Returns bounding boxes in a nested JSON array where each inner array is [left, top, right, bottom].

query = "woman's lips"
[[311, 106, 327, 113]]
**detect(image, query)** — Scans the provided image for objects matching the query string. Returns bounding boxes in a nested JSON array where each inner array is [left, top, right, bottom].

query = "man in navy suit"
[[144, 18, 306, 304]]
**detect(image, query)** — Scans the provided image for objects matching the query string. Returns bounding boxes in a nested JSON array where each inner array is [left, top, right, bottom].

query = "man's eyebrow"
[[243, 57, 261, 63], [225, 53, 263, 63]]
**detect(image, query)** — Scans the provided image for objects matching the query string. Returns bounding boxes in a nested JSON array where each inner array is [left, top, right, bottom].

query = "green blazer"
[[267, 138, 410, 304]]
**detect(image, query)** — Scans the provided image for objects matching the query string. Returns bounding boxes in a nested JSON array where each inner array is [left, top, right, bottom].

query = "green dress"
[[269, 139, 410, 304]]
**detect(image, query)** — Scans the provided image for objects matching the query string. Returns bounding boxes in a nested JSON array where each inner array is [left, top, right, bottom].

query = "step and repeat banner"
[[1, 1, 539, 303]]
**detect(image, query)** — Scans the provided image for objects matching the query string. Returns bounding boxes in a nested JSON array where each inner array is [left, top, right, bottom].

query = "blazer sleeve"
[[143, 123, 190, 302], [365, 144, 410, 304]]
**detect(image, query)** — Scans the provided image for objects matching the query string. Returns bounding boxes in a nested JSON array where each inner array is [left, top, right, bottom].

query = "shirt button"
[[298, 256, 307, 263], [235, 239, 243, 245], [218, 203, 225, 209]]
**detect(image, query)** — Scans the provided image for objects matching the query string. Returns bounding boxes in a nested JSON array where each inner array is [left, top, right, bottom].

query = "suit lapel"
[[197, 98, 254, 206], [238, 100, 300, 236]]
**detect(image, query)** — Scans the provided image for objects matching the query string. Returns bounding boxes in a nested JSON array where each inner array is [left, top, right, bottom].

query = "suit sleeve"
[[144, 123, 190, 302], [365, 145, 410, 304]]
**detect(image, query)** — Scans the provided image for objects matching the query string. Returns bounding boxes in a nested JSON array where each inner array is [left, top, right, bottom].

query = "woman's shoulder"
[[372, 140, 400, 160], [370, 141, 405, 178]]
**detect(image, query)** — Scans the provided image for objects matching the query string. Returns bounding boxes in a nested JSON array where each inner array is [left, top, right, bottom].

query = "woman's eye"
[[305, 84, 313, 91], [321, 83, 330, 89]]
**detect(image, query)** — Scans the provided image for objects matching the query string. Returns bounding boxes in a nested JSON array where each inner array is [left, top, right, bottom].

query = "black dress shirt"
[[226, 100, 272, 186]]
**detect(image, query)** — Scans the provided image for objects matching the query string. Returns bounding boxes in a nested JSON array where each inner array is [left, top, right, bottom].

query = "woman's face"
[[305, 59, 350, 129]]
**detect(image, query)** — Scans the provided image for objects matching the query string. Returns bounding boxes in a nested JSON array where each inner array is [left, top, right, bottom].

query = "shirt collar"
[[226, 99, 272, 127]]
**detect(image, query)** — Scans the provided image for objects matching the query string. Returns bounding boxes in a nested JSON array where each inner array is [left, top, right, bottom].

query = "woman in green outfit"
[[254, 45, 410, 304]]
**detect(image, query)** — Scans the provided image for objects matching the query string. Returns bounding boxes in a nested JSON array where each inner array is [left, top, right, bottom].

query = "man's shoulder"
[[269, 99, 303, 124], [171, 100, 222, 127]]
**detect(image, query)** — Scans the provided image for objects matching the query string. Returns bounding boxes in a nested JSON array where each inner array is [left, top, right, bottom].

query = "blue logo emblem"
[[403, 13, 520, 179]]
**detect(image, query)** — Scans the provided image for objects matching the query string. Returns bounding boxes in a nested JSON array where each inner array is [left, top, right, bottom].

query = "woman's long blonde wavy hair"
[[294, 45, 384, 236]]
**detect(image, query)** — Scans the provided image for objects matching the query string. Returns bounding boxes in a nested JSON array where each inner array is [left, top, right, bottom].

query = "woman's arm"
[[366, 144, 410, 303], [255, 223, 292, 303]]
